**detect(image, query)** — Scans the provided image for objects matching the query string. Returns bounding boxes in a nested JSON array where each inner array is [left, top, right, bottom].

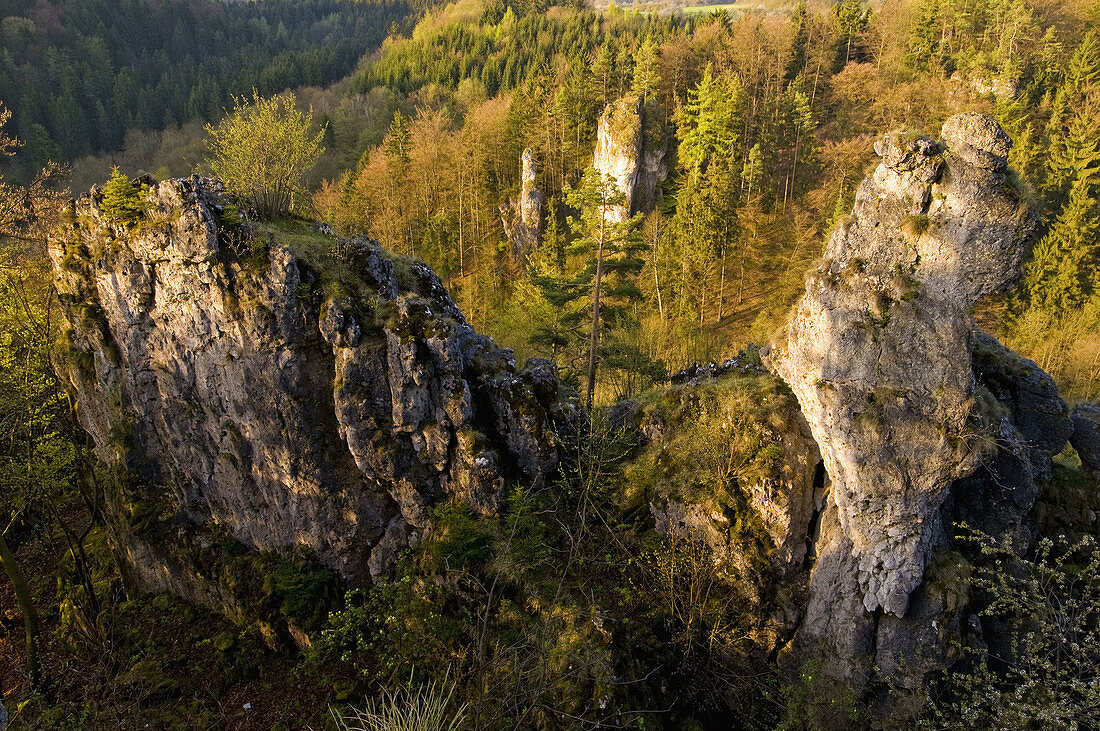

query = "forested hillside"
[[0, 0, 411, 175], [296, 0, 1100, 403]]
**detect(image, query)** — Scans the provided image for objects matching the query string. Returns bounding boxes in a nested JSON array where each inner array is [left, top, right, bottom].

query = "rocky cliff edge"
[[50, 176, 578, 608]]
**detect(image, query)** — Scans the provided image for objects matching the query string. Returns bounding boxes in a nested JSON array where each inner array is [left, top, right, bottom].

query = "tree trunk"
[[653, 252, 665, 322], [718, 247, 726, 322], [0, 528, 39, 688], [586, 226, 606, 410]]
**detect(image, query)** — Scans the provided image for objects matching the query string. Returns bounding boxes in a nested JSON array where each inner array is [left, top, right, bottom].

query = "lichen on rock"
[[765, 113, 1039, 617], [50, 175, 578, 613]]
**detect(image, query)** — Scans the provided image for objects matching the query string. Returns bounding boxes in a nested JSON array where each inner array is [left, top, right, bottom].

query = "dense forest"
[[0, 0, 412, 176], [1, 0, 1100, 726], [298, 0, 1100, 403]]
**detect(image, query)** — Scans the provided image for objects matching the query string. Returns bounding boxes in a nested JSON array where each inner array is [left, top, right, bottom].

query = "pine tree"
[[672, 66, 745, 325], [675, 65, 743, 182], [631, 37, 662, 106], [562, 168, 644, 407]]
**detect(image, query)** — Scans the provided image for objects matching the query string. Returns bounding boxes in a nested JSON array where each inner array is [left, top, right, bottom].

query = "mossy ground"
[[0, 498, 335, 730]]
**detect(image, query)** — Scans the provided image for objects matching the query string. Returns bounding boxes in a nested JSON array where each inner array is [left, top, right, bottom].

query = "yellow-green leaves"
[[205, 91, 325, 219]]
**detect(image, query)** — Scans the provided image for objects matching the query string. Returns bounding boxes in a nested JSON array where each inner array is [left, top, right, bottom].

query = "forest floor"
[[0, 504, 335, 730]]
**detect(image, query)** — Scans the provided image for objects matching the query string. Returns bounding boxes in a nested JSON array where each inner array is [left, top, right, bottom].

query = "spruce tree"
[[562, 168, 644, 408], [631, 37, 662, 106], [100, 166, 148, 227], [1044, 34, 1100, 204], [1026, 173, 1100, 311]]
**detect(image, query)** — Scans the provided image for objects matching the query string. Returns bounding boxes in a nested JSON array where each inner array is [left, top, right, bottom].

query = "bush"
[[205, 91, 325, 219], [925, 532, 1100, 729]]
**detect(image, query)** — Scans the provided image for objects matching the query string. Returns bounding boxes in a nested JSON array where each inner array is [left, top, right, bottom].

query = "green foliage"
[[926, 532, 1100, 729], [99, 166, 149, 226], [560, 166, 648, 405], [631, 36, 662, 105], [205, 91, 326, 219], [313, 412, 770, 728], [331, 676, 467, 731], [621, 373, 797, 526], [0, 0, 408, 171]]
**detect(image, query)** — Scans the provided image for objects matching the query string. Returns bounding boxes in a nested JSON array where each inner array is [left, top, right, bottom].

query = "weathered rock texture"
[[51, 176, 577, 605], [1070, 403, 1100, 471], [613, 369, 822, 648], [766, 113, 1039, 618], [500, 147, 544, 260], [593, 96, 668, 222]]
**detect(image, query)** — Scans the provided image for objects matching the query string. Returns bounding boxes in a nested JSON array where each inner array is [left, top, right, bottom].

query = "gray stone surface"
[[500, 147, 544, 260], [593, 96, 668, 222], [50, 176, 577, 597], [765, 113, 1038, 617], [1071, 403, 1100, 470]]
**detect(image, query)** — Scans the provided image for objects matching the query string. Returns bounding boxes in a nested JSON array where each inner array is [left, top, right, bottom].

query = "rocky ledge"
[[50, 176, 577, 614]]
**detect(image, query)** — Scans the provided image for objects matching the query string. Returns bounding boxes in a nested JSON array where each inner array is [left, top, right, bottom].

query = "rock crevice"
[[51, 175, 577, 599]]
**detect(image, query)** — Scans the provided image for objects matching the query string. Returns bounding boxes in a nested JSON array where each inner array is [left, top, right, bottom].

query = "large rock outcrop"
[[593, 96, 668, 222], [500, 147, 544, 260], [765, 113, 1041, 618], [50, 176, 577, 606]]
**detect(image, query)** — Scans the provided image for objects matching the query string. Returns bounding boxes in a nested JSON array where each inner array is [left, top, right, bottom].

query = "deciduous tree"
[[205, 91, 326, 219]]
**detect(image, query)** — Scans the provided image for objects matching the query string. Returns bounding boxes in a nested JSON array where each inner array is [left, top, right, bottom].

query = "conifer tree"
[[1044, 33, 1100, 203], [562, 168, 644, 407], [1026, 172, 1100, 311], [385, 109, 412, 163], [591, 42, 615, 108], [833, 0, 869, 67], [631, 37, 662, 106], [672, 66, 745, 324], [100, 166, 148, 227]]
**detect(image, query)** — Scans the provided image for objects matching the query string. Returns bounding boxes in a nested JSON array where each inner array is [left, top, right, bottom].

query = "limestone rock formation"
[[765, 113, 1040, 618], [614, 369, 821, 632], [1070, 403, 1100, 471], [593, 96, 668, 222], [50, 176, 577, 607], [500, 147, 544, 260]]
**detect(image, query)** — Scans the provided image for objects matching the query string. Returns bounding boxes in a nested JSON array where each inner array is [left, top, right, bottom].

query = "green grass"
[[680, 0, 797, 14]]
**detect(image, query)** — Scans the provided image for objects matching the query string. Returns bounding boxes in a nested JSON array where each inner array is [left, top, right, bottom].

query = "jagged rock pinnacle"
[[765, 113, 1038, 616]]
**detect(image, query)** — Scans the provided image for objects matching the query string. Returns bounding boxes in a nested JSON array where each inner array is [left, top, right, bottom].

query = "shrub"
[[100, 166, 149, 226], [925, 532, 1100, 729], [205, 91, 325, 219]]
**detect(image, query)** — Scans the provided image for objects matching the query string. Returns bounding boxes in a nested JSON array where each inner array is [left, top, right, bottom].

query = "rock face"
[[1070, 403, 1100, 471], [501, 148, 544, 260], [765, 113, 1039, 618], [593, 96, 668, 222], [51, 176, 577, 602], [613, 369, 822, 651]]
